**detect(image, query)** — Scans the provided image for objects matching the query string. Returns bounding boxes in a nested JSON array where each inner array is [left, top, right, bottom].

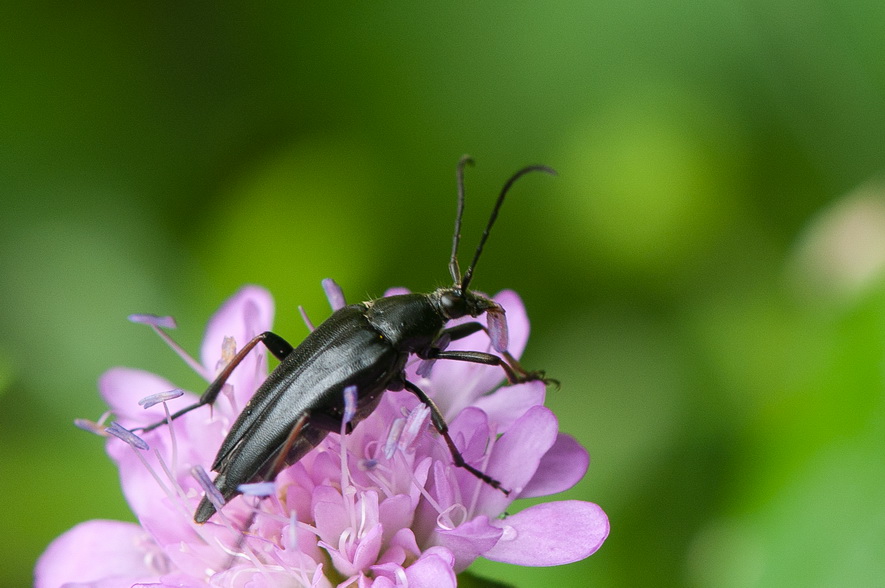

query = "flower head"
[[37, 285, 608, 587]]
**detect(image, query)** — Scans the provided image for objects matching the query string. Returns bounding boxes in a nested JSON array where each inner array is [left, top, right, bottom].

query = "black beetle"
[[138, 156, 556, 523]]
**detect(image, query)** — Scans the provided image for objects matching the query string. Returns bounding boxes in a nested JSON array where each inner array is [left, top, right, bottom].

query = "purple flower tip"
[[74, 418, 108, 436], [343, 385, 358, 424], [487, 309, 509, 353], [384, 417, 406, 459], [105, 422, 149, 451], [416, 359, 436, 378], [237, 481, 277, 497], [127, 314, 177, 329], [138, 388, 184, 409], [399, 404, 430, 451], [322, 278, 347, 311], [191, 466, 225, 510]]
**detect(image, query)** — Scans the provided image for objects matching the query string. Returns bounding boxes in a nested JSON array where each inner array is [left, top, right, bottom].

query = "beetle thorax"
[[363, 293, 447, 352]]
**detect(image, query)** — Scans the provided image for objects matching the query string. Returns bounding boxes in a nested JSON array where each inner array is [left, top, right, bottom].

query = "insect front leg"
[[403, 379, 509, 495], [137, 331, 295, 433], [425, 321, 558, 386]]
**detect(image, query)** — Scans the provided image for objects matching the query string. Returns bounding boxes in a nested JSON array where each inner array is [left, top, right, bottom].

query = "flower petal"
[[405, 547, 457, 587], [351, 523, 384, 576], [476, 405, 559, 517], [313, 485, 350, 545], [471, 380, 546, 433], [35, 520, 162, 588], [517, 433, 589, 499], [435, 515, 504, 572], [484, 501, 609, 566]]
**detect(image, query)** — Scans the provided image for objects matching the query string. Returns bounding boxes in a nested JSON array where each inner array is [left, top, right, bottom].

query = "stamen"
[[107, 427, 225, 564], [138, 389, 182, 472], [487, 309, 509, 353], [287, 511, 298, 550], [217, 336, 237, 373], [191, 466, 225, 513], [383, 418, 406, 459], [338, 396, 356, 528], [400, 453, 444, 517], [146, 449, 182, 504], [210, 509, 272, 578], [437, 503, 468, 531], [129, 314, 210, 381], [357, 495, 368, 538], [105, 422, 149, 451], [138, 388, 185, 409], [322, 278, 346, 311], [416, 359, 435, 378], [238, 481, 276, 497], [111, 426, 219, 552], [365, 474, 394, 501], [342, 385, 358, 425], [74, 418, 109, 436], [128, 314, 177, 329], [298, 306, 315, 332], [467, 423, 501, 517], [399, 405, 430, 452]]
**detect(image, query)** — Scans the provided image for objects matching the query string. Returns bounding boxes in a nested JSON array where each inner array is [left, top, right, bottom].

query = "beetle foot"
[[515, 369, 560, 389]]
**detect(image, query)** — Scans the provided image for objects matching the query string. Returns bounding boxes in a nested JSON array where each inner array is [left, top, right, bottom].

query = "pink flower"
[[36, 285, 608, 587]]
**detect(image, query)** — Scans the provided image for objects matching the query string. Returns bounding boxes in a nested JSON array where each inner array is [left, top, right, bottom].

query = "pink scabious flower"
[[36, 285, 608, 588]]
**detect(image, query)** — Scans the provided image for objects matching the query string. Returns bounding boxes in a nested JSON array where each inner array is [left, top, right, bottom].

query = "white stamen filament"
[[163, 402, 179, 475], [398, 451, 445, 517], [298, 306, 315, 332], [437, 504, 468, 531], [146, 324, 211, 381]]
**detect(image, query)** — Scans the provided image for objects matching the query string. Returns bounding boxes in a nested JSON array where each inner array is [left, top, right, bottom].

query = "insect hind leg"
[[402, 379, 510, 495], [137, 331, 295, 433]]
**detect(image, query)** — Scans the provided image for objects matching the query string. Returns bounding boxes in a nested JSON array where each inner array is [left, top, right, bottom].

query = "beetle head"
[[431, 287, 509, 352], [433, 287, 492, 320]]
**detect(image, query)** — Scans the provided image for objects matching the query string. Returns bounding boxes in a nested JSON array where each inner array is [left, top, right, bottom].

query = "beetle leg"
[[267, 413, 310, 481], [432, 322, 557, 386], [422, 348, 557, 386], [403, 379, 510, 495], [137, 331, 295, 433], [438, 321, 485, 342]]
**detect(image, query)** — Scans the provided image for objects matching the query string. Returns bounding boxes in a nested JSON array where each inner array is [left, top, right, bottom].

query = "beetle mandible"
[[137, 156, 556, 523]]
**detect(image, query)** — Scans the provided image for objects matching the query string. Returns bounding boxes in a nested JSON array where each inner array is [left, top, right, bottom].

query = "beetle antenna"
[[449, 155, 474, 284], [460, 164, 557, 291]]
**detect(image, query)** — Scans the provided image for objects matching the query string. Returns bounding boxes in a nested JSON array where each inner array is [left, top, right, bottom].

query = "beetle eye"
[[440, 290, 467, 318]]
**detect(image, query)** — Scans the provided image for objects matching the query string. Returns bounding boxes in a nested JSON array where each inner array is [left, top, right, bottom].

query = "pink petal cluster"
[[37, 285, 608, 588]]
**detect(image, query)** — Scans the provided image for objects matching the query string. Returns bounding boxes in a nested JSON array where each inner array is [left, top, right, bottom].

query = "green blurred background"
[[3, 2, 885, 587]]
